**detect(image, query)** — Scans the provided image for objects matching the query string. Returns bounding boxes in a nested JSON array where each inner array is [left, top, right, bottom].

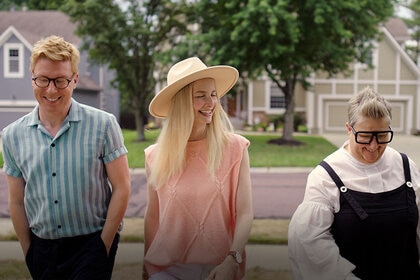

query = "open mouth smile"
[[45, 96, 60, 102], [199, 110, 213, 116]]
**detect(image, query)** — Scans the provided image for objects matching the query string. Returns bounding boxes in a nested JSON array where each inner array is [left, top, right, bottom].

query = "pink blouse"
[[144, 133, 250, 277]]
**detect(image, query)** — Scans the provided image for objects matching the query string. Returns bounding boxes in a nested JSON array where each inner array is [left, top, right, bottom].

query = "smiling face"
[[191, 78, 218, 128], [345, 117, 390, 164], [32, 57, 77, 119]]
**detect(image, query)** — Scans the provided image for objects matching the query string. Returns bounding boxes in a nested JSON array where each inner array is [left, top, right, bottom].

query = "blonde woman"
[[143, 57, 253, 280]]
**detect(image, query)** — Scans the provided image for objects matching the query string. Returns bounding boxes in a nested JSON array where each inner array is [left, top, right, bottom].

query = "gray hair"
[[348, 87, 392, 126]]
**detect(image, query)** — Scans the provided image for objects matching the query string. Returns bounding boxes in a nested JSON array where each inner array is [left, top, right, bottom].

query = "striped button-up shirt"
[[2, 99, 128, 239]]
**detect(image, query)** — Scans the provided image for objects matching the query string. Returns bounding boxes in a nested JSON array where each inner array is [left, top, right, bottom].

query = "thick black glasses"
[[32, 75, 74, 89], [351, 126, 393, 144]]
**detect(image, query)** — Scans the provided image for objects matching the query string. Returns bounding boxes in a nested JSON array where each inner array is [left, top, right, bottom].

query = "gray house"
[[0, 10, 120, 132]]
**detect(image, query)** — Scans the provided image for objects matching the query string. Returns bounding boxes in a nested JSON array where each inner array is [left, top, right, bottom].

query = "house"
[[232, 18, 420, 135], [0, 10, 120, 132]]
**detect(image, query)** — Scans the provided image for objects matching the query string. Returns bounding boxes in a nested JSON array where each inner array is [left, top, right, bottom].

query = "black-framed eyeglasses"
[[350, 126, 393, 144], [32, 75, 74, 89]]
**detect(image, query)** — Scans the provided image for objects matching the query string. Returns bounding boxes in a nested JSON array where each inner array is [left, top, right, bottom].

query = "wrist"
[[226, 255, 240, 269], [227, 250, 243, 264]]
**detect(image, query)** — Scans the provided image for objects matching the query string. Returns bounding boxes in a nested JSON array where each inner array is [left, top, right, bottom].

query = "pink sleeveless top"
[[144, 133, 249, 278]]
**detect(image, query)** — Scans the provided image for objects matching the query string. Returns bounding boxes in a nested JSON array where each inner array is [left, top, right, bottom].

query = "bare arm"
[[208, 148, 254, 279], [7, 175, 31, 255], [143, 160, 159, 255], [230, 147, 254, 252], [142, 161, 160, 279], [101, 155, 131, 254]]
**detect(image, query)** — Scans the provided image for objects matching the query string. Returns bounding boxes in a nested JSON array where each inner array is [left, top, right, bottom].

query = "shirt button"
[[51, 143, 55, 147], [52, 172, 56, 176], [54, 200, 58, 204], [58, 225, 62, 229]]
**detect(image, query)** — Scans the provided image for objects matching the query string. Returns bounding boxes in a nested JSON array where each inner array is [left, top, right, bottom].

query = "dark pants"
[[25, 231, 119, 280]]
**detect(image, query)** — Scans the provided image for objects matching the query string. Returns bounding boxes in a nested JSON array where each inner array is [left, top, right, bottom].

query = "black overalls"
[[320, 153, 420, 280]]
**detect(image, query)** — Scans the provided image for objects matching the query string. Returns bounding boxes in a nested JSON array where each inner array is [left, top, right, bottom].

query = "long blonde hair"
[[148, 83, 234, 189]]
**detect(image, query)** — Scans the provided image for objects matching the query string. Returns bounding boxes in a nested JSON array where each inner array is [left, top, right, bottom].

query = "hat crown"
[[167, 57, 207, 85]]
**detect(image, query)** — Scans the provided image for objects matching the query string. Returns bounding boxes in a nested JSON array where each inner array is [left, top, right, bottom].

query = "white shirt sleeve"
[[288, 145, 420, 279], [288, 200, 360, 280]]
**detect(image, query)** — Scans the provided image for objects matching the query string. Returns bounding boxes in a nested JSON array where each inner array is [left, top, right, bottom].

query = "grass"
[[119, 218, 289, 245], [0, 218, 289, 245], [123, 129, 337, 168], [0, 129, 337, 169]]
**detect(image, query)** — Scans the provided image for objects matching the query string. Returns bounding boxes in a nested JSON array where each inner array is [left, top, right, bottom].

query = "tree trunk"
[[134, 109, 145, 141], [281, 78, 296, 141]]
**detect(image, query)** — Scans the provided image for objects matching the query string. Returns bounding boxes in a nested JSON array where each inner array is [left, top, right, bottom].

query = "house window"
[[4, 43, 24, 78], [270, 84, 286, 109]]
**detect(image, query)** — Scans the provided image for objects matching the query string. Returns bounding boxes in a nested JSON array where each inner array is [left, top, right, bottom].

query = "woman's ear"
[[345, 122, 352, 136]]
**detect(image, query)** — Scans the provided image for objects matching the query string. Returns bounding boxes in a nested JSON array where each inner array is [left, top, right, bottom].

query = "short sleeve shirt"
[[2, 99, 128, 239]]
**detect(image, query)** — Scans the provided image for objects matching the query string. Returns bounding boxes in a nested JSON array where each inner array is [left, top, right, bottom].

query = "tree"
[[0, 0, 66, 10], [0, 0, 26, 10], [402, 0, 420, 65], [184, 0, 396, 143], [62, 0, 188, 141]]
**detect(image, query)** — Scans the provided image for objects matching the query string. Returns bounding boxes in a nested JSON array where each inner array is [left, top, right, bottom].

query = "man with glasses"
[[288, 87, 420, 279], [1, 35, 131, 280]]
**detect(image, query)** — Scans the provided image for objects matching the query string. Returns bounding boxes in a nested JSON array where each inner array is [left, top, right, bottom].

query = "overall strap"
[[400, 153, 411, 183], [319, 161, 369, 220]]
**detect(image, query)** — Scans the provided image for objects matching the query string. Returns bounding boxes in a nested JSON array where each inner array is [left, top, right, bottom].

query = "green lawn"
[[124, 129, 337, 168], [0, 129, 337, 168]]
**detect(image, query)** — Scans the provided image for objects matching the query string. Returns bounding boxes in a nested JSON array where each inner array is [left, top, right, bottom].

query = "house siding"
[[246, 23, 420, 135], [0, 11, 120, 133]]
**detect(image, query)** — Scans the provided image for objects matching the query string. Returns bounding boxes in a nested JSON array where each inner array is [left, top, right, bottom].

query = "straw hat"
[[149, 57, 239, 118]]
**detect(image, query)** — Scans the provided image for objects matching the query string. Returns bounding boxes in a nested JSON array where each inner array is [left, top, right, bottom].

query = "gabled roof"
[[0, 10, 100, 92], [381, 25, 420, 77], [0, 10, 80, 46], [0, 26, 32, 49], [384, 17, 411, 44]]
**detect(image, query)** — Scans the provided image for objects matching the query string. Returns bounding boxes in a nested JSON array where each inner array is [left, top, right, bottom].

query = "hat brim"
[[149, 66, 239, 118]]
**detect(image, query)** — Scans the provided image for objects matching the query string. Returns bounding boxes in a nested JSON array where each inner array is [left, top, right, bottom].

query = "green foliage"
[[61, 0, 188, 141], [0, 0, 25, 10], [0, 0, 66, 10], [179, 0, 396, 141]]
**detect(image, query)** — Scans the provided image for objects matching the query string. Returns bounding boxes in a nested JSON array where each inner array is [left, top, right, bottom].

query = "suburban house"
[[0, 10, 120, 132], [3, 11, 418, 136], [229, 17, 420, 135]]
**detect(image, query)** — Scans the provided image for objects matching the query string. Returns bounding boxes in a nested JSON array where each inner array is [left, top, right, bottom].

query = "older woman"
[[288, 87, 420, 280]]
